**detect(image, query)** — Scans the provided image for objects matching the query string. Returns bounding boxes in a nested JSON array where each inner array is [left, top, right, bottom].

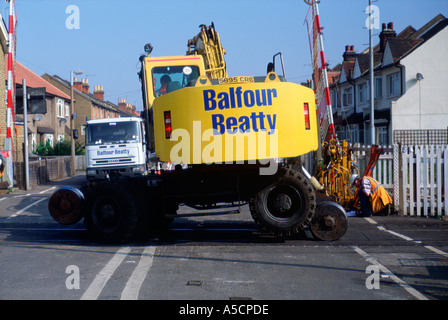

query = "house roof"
[[327, 64, 341, 86], [15, 62, 71, 100], [355, 52, 383, 76], [42, 74, 125, 115], [385, 38, 424, 64], [336, 14, 447, 85]]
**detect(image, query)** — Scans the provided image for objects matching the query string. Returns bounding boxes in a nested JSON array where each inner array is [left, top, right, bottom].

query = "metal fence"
[[14, 155, 86, 189]]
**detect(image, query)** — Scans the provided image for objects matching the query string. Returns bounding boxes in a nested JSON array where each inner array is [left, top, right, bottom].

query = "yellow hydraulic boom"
[[187, 23, 227, 78]]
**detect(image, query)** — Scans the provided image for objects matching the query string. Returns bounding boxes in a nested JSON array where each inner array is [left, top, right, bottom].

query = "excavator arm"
[[187, 22, 227, 79]]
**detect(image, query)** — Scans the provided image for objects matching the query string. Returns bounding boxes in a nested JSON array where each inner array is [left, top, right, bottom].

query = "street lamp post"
[[70, 70, 83, 176]]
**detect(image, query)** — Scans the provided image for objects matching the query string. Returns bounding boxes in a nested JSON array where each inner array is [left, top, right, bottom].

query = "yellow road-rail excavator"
[[48, 23, 348, 242]]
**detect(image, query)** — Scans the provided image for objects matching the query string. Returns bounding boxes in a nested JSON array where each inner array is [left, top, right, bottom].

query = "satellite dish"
[[34, 115, 43, 121]]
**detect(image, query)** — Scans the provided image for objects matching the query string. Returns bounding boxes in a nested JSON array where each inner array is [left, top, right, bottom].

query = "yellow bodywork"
[[142, 53, 318, 165], [151, 73, 318, 164]]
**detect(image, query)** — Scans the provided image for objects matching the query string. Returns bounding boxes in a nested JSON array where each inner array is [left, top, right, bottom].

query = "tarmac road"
[[1, 172, 448, 306]]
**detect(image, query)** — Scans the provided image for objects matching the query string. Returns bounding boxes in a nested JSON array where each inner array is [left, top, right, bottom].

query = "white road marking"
[[39, 186, 56, 194], [377, 226, 422, 243], [121, 246, 156, 300], [424, 245, 448, 258], [6, 197, 47, 220], [81, 246, 131, 300], [352, 246, 428, 300], [364, 217, 377, 224], [13, 193, 32, 198]]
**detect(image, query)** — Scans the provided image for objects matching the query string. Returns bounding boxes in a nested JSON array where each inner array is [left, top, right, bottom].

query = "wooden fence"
[[352, 144, 394, 190], [353, 144, 447, 217], [398, 145, 447, 217]]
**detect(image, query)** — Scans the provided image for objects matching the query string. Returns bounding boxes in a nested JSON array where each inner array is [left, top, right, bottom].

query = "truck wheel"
[[250, 168, 316, 236], [84, 181, 146, 243]]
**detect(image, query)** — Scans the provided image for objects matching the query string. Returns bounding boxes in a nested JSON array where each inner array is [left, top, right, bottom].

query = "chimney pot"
[[81, 78, 90, 94], [379, 21, 397, 53], [343, 44, 356, 61], [94, 85, 105, 101]]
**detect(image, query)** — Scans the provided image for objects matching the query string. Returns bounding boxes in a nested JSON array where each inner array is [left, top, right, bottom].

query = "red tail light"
[[304, 103, 310, 130], [164, 111, 172, 139]]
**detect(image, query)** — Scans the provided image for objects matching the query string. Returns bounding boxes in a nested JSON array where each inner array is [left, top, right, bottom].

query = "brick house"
[[15, 62, 72, 157], [330, 14, 448, 145], [41, 74, 135, 147]]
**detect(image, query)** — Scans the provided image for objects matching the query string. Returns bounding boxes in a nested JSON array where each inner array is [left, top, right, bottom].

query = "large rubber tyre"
[[84, 181, 147, 243], [250, 167, 316, 236]]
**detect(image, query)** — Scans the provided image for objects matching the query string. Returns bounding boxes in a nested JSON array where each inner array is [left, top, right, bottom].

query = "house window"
[[377, 126, 388, 145], [57, 134, 65, 143], [57, 99, 65, 118], [65, 102, 70, 118], [44, 134, 54, 147], [358, 82, 368, 104], [331, 90, 337, 109], [375, 77, 382, 98], [387, 72, 400, 97], [342, 87, 353, 107], [31, 133, 36, 152], [346, 124, 360, 143]]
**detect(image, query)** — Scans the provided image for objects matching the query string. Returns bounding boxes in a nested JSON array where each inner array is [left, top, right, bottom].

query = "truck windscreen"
[[86, 121, 140, 145]]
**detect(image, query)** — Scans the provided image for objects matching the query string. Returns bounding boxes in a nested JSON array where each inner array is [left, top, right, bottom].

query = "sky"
[[3, 0, 447, 111]]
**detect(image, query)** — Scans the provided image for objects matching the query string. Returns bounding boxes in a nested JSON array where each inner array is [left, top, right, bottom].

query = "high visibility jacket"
[[364, 176, 393, 214]]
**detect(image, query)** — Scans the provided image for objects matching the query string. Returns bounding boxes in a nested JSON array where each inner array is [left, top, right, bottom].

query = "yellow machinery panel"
[[152, 74, 318, 164]]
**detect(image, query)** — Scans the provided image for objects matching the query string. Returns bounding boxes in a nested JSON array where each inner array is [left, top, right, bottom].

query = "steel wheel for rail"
[[250, 168, 316, 236], [84, 181, 146, 243], [48, 186, 85, 225], [309, 201, 348, 241]]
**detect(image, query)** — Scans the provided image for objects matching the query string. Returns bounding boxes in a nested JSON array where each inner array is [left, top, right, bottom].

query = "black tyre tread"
[[249, 167, 316, 236], [83, 181, 147, 243]]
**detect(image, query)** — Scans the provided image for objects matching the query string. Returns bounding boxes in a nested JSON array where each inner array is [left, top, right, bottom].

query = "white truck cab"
[[85, 117, 148, 181]]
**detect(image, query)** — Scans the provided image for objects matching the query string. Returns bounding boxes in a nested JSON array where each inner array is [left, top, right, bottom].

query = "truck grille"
[[92, 157, 134, 166]]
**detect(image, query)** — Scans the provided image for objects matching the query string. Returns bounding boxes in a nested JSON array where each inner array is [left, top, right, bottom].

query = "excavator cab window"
[[152, 65, 200, 97]]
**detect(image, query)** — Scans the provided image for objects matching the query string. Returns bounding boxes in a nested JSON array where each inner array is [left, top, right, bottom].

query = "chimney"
[[73, 77, 82, 91], [81, 78, 90, 94], [118, 99, 127, 111], [379, 22, 396, 53], [343, 45, 356, 61], [94, 85, 104, 101]]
